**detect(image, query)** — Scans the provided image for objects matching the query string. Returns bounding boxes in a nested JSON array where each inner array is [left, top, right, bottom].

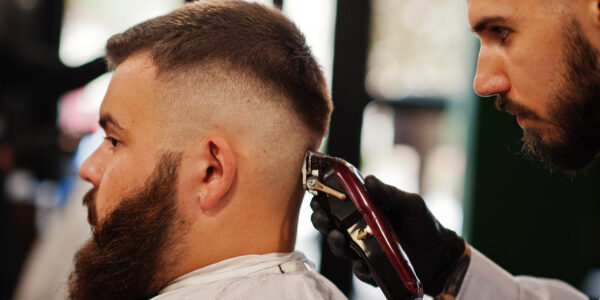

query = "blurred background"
[[0, 0, 598, 299]]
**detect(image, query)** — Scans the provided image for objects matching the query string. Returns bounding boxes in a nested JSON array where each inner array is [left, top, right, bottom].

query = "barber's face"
[[468, 0, 600, 170]]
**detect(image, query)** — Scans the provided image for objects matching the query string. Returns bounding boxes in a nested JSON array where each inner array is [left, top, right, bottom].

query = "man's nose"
[[473, 47, 510, 97], [79, 147, 108, 187]]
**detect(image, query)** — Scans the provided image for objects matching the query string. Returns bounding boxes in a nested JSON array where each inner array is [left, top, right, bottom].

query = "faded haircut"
[[105, 0, 332, 136]]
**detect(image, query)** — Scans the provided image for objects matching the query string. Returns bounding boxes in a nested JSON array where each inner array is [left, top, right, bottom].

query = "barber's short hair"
[[105, 0, 332, 136]]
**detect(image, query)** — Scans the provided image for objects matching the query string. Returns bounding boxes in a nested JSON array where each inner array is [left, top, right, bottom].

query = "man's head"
[[468, 0, 600, 171], [72, 1, 332, 299]]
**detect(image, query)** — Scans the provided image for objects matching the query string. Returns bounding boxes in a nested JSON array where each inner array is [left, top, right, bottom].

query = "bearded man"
[[71, 1, 345, 299], [312, 0, 600, 299]]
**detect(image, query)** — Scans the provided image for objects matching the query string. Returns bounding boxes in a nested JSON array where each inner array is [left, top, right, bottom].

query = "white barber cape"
[[153, 251, 347, 300], [458, 247, 589, 300]]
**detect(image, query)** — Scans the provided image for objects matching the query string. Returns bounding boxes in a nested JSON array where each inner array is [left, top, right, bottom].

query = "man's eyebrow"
[[99, 114, 125, 131], [471, 16, 510, 33]]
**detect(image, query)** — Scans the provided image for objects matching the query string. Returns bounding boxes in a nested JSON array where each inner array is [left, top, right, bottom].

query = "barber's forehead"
[[466, 0, 537, 5], [467, 0, 536, 23], [467, 0, 556, 12]]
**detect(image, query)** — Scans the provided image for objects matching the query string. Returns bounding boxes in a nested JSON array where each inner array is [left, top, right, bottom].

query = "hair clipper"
[[302, 150, 423, 300]]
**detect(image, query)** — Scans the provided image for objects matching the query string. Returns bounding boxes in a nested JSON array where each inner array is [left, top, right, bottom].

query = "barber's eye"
[[490, 26, 510, 41], [104, 136, 121, 148]]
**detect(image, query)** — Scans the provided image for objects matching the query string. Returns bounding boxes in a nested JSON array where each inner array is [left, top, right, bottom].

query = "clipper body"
[[303, 151, 423, 300]]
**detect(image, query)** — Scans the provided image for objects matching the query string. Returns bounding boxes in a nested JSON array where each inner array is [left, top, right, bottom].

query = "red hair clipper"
[[302, 150, 423, 300]]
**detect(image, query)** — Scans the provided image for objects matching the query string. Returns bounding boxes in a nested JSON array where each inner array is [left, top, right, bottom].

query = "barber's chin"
[[516, 115, 525, 128], [517, 117, 548, 137], [516, 115, 538, 129]]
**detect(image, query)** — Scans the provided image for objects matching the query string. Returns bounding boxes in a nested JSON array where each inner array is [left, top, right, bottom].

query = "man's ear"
[[197, 136, 237, 211]]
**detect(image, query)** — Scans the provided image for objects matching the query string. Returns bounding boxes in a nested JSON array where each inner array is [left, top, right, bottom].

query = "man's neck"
[[161, 196, 300, 289]]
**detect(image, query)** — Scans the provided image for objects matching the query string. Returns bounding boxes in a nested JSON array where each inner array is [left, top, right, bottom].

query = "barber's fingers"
[[364, 175, 428, 219], [310, 196, 323, 211], [352, 259, 377, 286], [311, 209, 333, 235], [327, 229, 355, 259], [310, 196, 333, 234], [365, 175, 420, 204]]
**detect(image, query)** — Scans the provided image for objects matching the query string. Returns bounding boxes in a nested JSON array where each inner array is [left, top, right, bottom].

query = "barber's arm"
[[311, 175, 590, 299]]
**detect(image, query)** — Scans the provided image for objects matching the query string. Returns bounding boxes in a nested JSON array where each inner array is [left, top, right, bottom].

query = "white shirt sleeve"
[[458, 247, 588, 300]]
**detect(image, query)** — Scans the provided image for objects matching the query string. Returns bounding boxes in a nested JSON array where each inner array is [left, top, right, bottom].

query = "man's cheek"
[[95, 190, 119, 225], [87, 200, 98, 228], [96, 175, 129, 222]]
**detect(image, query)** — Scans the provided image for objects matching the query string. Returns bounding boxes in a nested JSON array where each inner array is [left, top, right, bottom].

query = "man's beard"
[[69, 152, 184, 300], [497, 19, 600, 172]]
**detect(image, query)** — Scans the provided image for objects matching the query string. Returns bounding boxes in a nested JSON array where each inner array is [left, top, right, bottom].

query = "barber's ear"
[[197, 136, 237, 211]]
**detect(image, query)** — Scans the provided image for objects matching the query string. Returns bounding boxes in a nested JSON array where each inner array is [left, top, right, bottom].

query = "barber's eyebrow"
[[99, 114, 125, 131], [471, 16, 511, 33]]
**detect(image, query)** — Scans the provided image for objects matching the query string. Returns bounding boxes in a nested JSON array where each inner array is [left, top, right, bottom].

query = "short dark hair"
[[105, 0, 331, 136]]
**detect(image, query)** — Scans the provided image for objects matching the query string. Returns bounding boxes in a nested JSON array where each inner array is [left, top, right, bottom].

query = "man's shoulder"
[[153, 251, 347, 300]]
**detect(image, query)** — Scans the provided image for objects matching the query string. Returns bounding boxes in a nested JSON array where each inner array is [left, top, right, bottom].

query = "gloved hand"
[[311, 175, 466, 296]]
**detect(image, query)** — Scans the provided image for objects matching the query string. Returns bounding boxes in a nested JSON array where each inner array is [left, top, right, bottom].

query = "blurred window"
[[356, 2, 474, 298], [59, 0, 183, 67], [362, 0, 474, 231], [366, 0, 473, 100]]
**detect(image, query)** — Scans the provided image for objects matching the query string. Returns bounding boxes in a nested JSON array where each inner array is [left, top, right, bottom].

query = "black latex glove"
[[311, 175, 466, 296]]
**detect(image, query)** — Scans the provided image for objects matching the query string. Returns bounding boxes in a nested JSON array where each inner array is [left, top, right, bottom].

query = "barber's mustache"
[[495, 95, 539, 120], [83, 188, 99, 228]]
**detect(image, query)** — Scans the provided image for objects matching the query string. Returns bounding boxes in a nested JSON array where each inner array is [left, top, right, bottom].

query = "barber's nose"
[[79, 147, 108, 187], [473, 47, 510, 97]]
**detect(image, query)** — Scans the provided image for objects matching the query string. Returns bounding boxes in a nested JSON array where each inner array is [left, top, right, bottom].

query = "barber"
[[312, 0, 600, 299]]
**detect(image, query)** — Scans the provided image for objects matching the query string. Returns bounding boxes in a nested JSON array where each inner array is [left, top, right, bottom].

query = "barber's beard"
[[506, 19, 600, 172], [69, 152, 184, 300]]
